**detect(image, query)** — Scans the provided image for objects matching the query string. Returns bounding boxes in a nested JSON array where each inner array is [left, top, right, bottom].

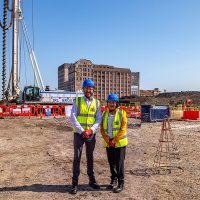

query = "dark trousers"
[[106, 146, 126, 183], [72, 133, 96, 181]]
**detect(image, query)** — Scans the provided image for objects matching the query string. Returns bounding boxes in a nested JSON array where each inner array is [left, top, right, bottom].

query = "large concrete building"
[[58, 59, 140, 101]]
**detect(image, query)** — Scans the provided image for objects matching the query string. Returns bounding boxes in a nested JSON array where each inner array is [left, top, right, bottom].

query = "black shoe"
[[70, 185, 77, 194], [70, 179, 78, 194], [106, 179, 118, 190], [89, 181, 100, 190], [113, 183, 124, 193], [89, 176, 100, 189]]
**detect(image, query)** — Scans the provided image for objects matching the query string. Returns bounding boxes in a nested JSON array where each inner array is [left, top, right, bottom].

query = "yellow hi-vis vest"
[[102, 109, 128, 148], [73, 96, 100, 133]]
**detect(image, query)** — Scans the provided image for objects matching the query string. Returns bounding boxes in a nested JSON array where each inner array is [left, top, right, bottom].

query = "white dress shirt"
[[70, 96, 102, 134]]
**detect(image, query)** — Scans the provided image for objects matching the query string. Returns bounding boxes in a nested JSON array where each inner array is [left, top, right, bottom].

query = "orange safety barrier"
[[59, 105, 66, 116], [9, 105, 22, 116], [28, 105, 37, 116], [0, 105, 8, 116], [0, 104, 144, 118], [51, 105, 60, 116], [119, 106, 141, 118], [135, 106, 141, 112], [129, 106, 141, 118], [20, 105, 35, 116], [182, 110, 199, 120], [129, 111, 141, 118], [127, 106, 134, 110], [36, 105, 46, 117]]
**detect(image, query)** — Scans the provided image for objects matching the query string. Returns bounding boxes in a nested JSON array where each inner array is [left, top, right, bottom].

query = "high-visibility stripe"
[[79, 123, 93, 127], [105, 135, 127, 139], [103, 128, 120, 131], [113, 127, 120, 131], [78, 114, 95, 117]]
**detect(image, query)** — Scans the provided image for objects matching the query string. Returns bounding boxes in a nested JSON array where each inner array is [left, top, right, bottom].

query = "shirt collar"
[[84, 96, 93, 102]]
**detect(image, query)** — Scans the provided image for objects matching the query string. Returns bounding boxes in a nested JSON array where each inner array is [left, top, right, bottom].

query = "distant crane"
[[1, 0, 83, 105], [0, 0, 44, 102]]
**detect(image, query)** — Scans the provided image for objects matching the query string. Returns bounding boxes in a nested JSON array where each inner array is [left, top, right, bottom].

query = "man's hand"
[[109, 139, 115, 148], [82, 131, 87, 138], [85, 129, 93, 136], [82, 129, 93, 138]]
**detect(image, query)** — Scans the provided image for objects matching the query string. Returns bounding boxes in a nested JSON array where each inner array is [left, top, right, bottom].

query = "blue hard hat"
[[82, 79, 95, 87], [107, 93, 119, 102]]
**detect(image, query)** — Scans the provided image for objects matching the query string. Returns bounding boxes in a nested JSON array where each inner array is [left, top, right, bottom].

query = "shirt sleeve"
[[70, 100, 84, 134], [90, 101, 102, 133], [113, 110, 127, 144]]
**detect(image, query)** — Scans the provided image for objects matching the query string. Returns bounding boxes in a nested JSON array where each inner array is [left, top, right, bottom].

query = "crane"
[[1, 0, 83, 105], [1, 0, 44, 102]]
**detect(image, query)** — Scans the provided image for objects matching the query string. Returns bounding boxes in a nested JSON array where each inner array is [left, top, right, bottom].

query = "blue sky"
[[0, 0, 200, 97]]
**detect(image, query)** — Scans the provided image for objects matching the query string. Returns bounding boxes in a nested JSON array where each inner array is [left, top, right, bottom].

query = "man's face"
[[83, 86, 94, 98], [107, 100, 117, 111]]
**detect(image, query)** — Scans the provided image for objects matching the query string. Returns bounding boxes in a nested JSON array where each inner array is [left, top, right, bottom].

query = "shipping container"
[[141, 105, 170, 122]]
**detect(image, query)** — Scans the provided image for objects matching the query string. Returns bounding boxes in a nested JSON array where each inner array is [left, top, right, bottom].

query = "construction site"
[[0, 117, 199, 200], [0, 0, 200, 199]]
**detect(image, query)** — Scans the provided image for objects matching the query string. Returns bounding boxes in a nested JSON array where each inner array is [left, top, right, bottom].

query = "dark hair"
[[107, 102, 119, 108]]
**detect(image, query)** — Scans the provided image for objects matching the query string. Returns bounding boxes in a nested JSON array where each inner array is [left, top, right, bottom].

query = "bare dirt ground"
[[0, 117, 199, 200]]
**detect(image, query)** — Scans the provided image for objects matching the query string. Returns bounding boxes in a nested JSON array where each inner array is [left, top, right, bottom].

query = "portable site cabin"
[[40, 91, 84, 104], [141, 105, 170, 122]]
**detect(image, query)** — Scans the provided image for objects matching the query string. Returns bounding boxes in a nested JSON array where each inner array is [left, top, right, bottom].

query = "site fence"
[[1, 105, 199, 121]]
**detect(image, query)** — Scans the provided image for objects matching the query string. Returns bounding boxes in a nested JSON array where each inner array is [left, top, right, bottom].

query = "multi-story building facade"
[[58, 63, 70, 89], [58, 59, 140, 101], [131, 72, 140, 96]]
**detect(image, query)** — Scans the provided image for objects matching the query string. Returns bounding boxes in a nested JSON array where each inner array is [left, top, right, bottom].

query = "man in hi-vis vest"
[[70, 79, 101, 194], [100, 93, 128, 193]]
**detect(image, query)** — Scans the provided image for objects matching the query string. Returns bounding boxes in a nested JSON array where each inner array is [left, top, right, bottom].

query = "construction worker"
[[70, 79, 101, 194], [100, 93, 128, 193]]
